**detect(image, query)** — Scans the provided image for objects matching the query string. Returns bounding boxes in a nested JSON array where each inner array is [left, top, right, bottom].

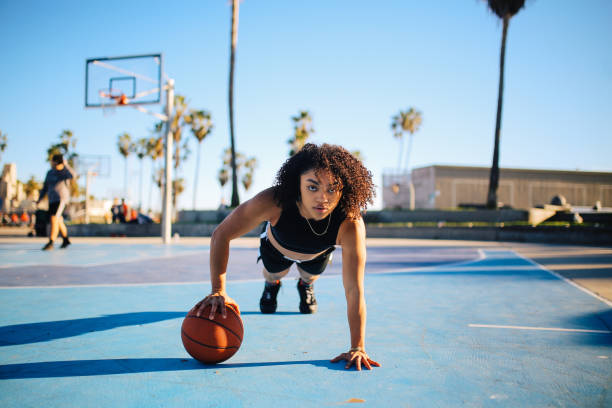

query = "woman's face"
[[297, 168, 342, 220]]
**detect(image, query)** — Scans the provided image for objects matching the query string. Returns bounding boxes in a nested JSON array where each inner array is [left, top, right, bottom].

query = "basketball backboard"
[[85, 54, 163, 108], [74, 155, 111, 177]]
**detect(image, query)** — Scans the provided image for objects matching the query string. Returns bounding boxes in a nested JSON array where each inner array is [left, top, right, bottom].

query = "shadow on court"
[[0, 358, 346, 379], [561, 309, 612, 346], [0, 312, 185, 346], [240, 311, 302, 315]]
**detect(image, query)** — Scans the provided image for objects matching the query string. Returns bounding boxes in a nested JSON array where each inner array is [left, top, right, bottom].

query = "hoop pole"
[[85, 170, 94, 224], [161, 78, 174, 244]]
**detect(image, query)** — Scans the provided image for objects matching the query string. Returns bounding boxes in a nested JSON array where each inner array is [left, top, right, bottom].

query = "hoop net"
[[99, 89, 129, 115]]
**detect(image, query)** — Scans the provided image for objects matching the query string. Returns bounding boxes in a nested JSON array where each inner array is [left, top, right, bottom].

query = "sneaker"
[[260, 281, 281, 314], [297, 279, 317, 314], [60, 237, 71, 249], [42, 241, 54, 251]]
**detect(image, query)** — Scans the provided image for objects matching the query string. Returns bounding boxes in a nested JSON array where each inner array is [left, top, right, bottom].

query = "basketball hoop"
[[99, 89, 128, 115]]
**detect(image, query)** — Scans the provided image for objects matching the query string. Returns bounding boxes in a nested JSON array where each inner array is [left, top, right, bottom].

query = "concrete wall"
[[381, 172, 412, 210], [365, 225, 612, 246], [65, 222, 612, 246], [409, 165, 612, 210], [363, 209, 528, 223], [68, 222, 264, 238], [177, 210, 231, 223]]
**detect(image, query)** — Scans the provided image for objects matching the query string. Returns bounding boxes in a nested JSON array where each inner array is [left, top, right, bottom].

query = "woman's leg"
[[262, 267, 291, 283], [260, 267, 290, 314], [296, 267, 321, 284], [58, 217, 68, 239], [49, 215, 59, 241]]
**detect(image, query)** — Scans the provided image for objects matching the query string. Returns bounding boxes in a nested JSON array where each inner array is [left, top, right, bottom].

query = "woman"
[[194, 143, 380, 370]]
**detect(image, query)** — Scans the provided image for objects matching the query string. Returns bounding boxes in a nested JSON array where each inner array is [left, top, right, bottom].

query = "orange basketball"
[[181, 302, 243, 364]]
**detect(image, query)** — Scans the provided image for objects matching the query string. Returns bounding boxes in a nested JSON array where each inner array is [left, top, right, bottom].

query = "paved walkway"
[[1, 237, 610, 407]]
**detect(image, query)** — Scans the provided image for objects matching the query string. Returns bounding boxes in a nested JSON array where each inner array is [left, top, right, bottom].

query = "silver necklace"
[[304, 211, 332, 236]]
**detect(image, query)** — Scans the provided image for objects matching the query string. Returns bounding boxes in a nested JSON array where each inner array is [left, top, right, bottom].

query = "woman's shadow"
[[0, 310, 351, 379], [0, 357, 347, 379], [0, 311, 185, 346]]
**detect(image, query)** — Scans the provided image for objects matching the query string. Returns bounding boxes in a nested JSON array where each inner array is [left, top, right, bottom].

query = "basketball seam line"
[[181, 330, 239, 350], [185, 314, 243, 342]]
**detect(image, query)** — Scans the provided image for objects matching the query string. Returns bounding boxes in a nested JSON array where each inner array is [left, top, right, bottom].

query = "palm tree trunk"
[[148, 161, 154, 212], [403, 133, 414, 172], [397, 137, 404, 172], [139, 159, 143, 211], [486, 15, 509, 209], [124, 158, 128, 200], [228, 0, 240, 207], [193, 142, 202, 210], [405, 133, 416, 209]]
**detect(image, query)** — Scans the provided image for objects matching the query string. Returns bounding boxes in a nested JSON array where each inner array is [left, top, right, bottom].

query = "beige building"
[[1, 163, 26, 212], [383, 165, 612, 210]]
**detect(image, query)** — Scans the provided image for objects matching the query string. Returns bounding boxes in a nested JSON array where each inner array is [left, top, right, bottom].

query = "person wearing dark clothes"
[[37, 154, 75, 250], [192, 144, 381, 371]]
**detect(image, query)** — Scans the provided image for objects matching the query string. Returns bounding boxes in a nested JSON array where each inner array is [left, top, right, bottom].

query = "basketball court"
[[0, 237, 610, 407]]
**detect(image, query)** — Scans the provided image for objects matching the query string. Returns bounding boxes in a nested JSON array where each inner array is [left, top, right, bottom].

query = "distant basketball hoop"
[[74, 155, 111, 224]]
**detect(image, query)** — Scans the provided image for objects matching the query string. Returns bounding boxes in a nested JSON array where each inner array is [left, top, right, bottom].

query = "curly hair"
[[273, 143, 375, 219]]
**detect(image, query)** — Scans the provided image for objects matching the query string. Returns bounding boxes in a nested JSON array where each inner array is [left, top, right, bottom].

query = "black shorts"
[[258, 236, 335, 275], [48, 201, 66, 217]]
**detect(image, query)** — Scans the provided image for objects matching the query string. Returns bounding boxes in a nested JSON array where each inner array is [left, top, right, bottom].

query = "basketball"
[[181, 302, 244, 364]]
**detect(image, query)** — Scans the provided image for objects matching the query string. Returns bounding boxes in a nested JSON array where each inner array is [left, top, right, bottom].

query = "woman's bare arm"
[[331, 217, 380, 370], [194, 188, 280, 319]]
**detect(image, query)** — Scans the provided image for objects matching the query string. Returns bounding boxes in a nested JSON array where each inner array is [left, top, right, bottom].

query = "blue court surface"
[[0, 238, 610, 407]]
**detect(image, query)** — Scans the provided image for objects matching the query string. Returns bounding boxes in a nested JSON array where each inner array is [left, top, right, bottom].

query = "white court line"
[[0, 247, 486, 289], [469, 323, 612, 334], [512, 250, 612, 307], [372, 248, 486, 275]]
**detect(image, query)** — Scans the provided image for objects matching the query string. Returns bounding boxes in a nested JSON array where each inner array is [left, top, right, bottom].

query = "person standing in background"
[[37, 153, 75, 250]]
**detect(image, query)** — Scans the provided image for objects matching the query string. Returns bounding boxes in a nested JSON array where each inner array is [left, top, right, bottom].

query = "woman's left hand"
[[331, 348, 381, 371]]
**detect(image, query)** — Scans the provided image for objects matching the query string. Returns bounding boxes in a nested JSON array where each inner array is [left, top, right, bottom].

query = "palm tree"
[[288, 110, 314, 156], [390, 108, 422, 171], [351, 150, 364, 162], [241, 157, 257, 191], [218, 167, 229, 206], [117, 132, 134, 200], [23, 176, 42, 201], [135, 138, 148, 210], [185, 109, 213, 210], [218, 168, 229, 188], [147, 136, 163, 213], [219, 147, 257, 203], [228, 0, 240, 207], [47, 130, 78, 163], [169, 95, 190, 171], [485, 0, 526, 209], [172, 178, 185, 212], [47, 129, 79, 198], [390, 108, 422, 210], [155, 94, 203, 212], [0, 130, 7, 163]]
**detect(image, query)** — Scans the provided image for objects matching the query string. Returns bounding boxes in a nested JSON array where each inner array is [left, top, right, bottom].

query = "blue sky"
[[1, 0, 611, 211]]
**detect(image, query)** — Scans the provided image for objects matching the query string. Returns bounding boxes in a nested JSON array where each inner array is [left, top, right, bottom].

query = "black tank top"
[[270, 201, 346, 254]]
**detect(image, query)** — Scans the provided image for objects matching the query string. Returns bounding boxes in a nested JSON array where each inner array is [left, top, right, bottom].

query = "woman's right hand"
[[192, 291, 236, 320]]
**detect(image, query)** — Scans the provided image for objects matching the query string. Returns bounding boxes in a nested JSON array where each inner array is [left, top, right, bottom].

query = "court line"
[[370, 248, 486, 275], [512, 250, 612, 307], [0, 248, 486, 289], [468, 323, 612, 334], [0, 247, 210, 269]]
